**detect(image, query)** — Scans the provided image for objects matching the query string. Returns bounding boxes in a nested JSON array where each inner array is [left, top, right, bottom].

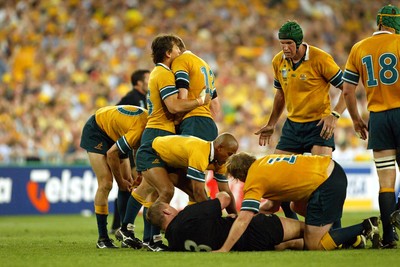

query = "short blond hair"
[[226, 152, 256, 181], [147, 201, 169, 229]]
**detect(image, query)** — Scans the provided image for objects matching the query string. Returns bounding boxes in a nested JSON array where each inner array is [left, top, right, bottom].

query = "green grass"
[[0, 212, 398, 267]]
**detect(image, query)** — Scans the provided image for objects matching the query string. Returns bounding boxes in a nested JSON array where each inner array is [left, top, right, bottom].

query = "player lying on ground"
[[147, 191, 304, 251]]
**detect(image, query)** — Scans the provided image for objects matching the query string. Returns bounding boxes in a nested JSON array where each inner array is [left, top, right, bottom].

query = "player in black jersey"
[[147, 192, 304, 251]]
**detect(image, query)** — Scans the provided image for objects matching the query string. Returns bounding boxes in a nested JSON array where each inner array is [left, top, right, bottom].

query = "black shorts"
[[276, 118, 335, 153], [136, 128, 173, 172], [306, 161, 347, 226], [80, 115, 114, 155], [234, 213, 284, 251], [368, 108, 400, 150], [178, 116, 218, 141]]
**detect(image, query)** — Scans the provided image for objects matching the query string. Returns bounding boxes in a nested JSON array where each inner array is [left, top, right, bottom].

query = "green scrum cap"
[[377, 4, 400, 34], [278, 21, 303, 48]]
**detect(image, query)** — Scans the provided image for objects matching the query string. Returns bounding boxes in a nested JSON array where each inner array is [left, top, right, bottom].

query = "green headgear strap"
[[278, 21, 303, 48], [377, 5, 400, 34]]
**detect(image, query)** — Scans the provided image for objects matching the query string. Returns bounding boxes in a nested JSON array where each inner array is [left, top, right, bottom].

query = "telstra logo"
[[26, 169, 98, 213]]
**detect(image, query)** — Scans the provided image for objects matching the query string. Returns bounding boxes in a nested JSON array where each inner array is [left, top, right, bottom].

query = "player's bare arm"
[[255, 89, 285, 146], [342, 82, 368, 140], [106, 144, 133, 191]]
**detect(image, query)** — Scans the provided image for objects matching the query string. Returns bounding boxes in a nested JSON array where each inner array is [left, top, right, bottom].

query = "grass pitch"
[[1, 212, 398, 267]]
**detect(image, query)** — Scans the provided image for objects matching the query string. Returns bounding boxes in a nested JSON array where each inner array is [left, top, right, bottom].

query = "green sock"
[[329, 224, 363, 246], [142, 207, 152, 243], [379, 192, 396, 243], [96, 213, 109, 239], [121, 195, 142, 231], [117, 190, 131, 226]]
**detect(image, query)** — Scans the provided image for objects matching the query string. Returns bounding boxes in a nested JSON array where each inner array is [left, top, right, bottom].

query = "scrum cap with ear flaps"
[[278, 21, 303, 48]]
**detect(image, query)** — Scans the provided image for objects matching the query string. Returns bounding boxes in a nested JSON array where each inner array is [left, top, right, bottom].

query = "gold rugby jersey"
[[95, 105, 148, 152], [241, 154, 331, 213], [272, 44, 343, 122], [152, 135, 227, 183], [343, 32, 400, 112], [172, 51, 216, 120], [146, 63, 178, 133]]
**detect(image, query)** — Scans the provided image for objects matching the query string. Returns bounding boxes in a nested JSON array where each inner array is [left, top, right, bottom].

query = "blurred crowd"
[[0, 0, 384, 165]]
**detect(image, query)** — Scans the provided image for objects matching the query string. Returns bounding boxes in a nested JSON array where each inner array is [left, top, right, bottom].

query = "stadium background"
[[0, 0, 399, 215]]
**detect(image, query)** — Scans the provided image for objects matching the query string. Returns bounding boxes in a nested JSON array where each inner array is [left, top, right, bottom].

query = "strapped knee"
[[321, 232, 337, 250], [374, 155, 396, 170]]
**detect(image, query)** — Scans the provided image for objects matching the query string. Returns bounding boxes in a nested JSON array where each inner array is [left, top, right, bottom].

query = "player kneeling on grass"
[[147, 192, 304, 251], [117, 133, 239, 250], [213, 153, 381, 251]]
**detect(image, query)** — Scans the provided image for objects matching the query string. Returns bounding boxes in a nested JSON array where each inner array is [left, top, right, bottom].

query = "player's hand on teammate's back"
[[198, 86, 212, 105], [203, 90, 212, 105], [255, 125, 275, 146]]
